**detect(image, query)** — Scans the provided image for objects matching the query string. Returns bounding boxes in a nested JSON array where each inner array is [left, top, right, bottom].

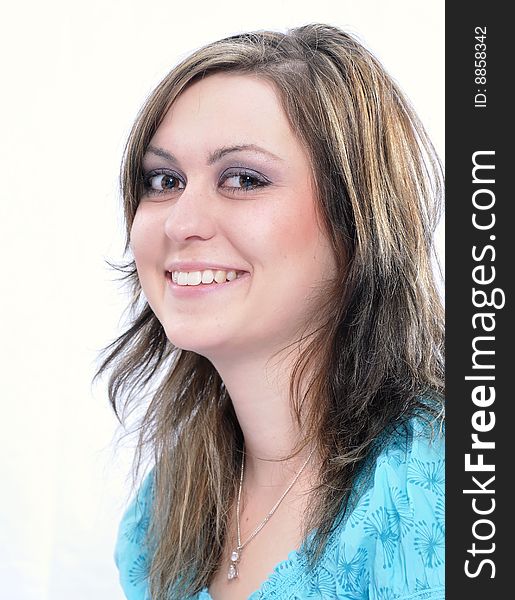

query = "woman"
[[99, 23, 445, 600]]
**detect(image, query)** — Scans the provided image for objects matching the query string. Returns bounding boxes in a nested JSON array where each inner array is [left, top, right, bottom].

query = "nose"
[[163, 181, 216, 243]]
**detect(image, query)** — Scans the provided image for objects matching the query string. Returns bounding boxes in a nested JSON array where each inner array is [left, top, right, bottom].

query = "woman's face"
[[130, 73, 336, 363]]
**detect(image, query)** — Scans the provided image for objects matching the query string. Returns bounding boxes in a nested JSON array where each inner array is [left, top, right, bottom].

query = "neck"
[[209, 345, 313, 488]]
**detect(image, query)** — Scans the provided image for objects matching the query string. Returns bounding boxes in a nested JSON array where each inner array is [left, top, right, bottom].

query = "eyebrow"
[[144, 143, 283, 165]]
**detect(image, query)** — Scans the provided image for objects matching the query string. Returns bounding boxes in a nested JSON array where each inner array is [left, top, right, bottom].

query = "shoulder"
[[307, 415, 445, 600], [114, 471, 155, 600], [368, 416, 445, 597]]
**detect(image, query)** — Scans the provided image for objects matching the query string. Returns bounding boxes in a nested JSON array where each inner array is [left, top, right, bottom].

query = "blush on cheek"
[[283, 203, 322, 251]]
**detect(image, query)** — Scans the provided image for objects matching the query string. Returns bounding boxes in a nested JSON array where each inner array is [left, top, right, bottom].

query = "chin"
[[163, 325, 229, 358]]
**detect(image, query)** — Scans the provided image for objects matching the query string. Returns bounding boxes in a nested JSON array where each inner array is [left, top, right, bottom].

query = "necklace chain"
[[227, 447, 315, 581]]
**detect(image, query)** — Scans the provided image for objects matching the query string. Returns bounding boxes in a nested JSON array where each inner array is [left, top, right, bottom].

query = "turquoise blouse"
[[115, 417, 445, 600]]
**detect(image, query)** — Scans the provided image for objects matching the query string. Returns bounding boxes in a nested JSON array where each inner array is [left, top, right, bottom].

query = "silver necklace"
[[227, 447, 315, 581]]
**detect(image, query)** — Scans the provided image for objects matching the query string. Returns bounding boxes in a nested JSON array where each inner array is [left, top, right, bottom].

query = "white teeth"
[[187, 271, 202, 285], [171, 268, 244, 286], [201, 269, 214, 284]]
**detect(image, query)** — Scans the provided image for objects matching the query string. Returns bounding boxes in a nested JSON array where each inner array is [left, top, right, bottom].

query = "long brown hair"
[[96, 23, 444, 599]]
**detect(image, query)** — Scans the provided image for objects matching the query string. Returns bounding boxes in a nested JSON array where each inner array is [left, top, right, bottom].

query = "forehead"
[[149, 73, 303, 161]]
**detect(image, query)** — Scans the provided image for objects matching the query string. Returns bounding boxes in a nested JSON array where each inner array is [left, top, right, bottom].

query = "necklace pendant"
[[230, 549, 240, 562], [227, 548, 240, 580], [227, 561, 238, 580]]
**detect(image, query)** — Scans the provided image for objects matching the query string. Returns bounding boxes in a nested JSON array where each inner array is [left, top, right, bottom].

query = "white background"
[[0, 1, 444, 598]]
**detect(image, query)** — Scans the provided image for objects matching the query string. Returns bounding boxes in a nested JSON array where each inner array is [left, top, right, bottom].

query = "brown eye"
[[229, 174, 257, 189], [221, 170, 270, 193], [149, 173, 183, 191], [143, 170, 185, 195]]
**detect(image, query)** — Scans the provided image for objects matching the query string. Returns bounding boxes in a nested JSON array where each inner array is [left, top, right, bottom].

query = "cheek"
[[272, 202, 336, 307], [130, 208, 161, 264], [275, 196, 328, 266], [238, 195, 333, 297], [129, 210, 168, 316]]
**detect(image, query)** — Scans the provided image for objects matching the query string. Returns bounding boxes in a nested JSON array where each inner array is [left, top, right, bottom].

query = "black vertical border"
[[446, 2, 512, 597]]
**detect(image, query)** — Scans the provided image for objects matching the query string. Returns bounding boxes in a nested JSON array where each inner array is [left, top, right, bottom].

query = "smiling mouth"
[[167, 269, 248, 286]]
